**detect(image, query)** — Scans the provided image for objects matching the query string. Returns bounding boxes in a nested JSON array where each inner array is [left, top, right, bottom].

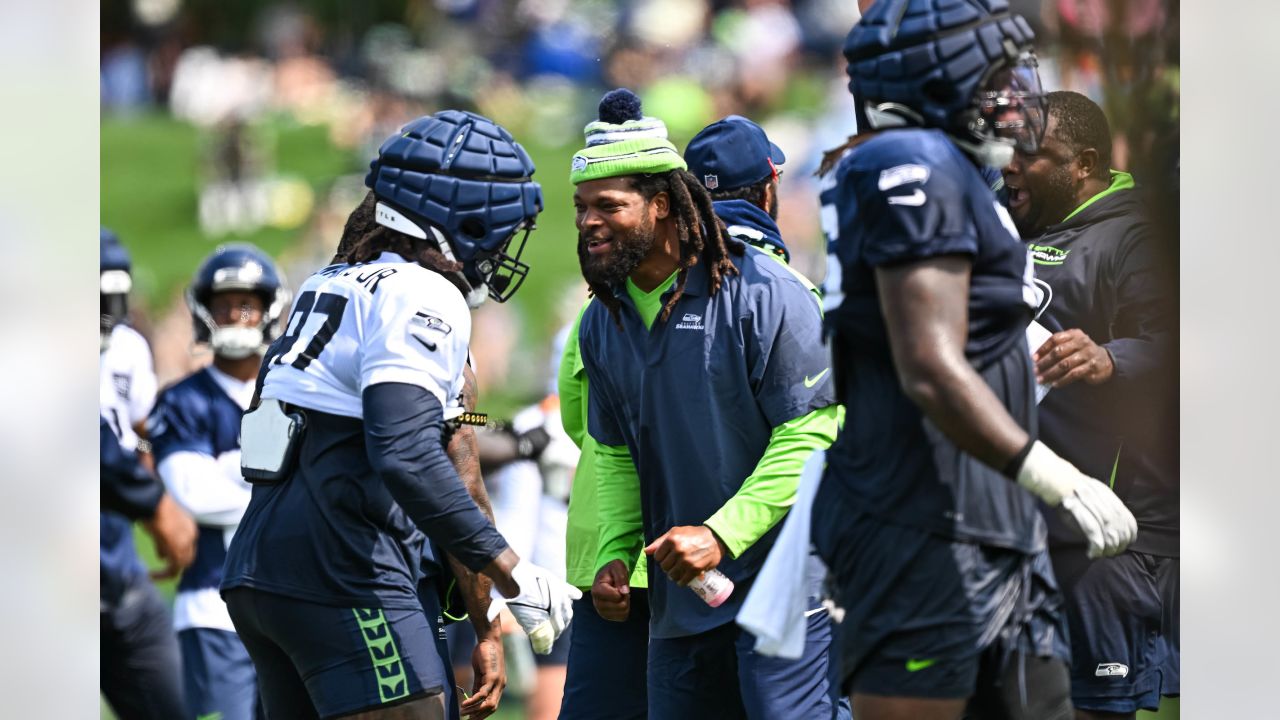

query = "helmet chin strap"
[[426, 225, 488, 308]]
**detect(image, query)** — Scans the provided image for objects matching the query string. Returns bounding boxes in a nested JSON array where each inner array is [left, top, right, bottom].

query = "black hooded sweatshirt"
[[1027, 172, 1178, 557]]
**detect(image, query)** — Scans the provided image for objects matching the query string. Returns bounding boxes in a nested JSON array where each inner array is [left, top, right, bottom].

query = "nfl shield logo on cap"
[[703, 174, 719, 190]]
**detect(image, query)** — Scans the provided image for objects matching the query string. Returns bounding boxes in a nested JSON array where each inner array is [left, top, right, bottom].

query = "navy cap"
[[684, 115, 786, 192]]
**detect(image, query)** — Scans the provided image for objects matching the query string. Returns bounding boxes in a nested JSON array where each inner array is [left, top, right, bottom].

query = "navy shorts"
[[225, 587, 451, 719], [812, 484, 1070, 703], [1051, 547, 1179, 713], [100, 581, 187, 720], [646, 597, 844, 720], [559, 590, 650, 720], [179, 627, 261, 720]]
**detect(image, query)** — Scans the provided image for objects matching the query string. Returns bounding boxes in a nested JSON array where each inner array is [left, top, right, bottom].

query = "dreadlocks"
[[581, 169, 743, 328], [332, 192, 471, 299]]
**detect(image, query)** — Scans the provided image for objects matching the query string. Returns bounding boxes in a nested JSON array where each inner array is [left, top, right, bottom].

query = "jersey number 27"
[[263, 290, 349, 371]]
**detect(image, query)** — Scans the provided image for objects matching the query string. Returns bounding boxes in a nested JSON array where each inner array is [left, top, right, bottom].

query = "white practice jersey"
[[261, 251, 470, 419], [100, 324, 157, 449]]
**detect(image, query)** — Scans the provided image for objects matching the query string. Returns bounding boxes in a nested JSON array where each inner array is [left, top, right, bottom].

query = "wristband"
[[1003, 437, 1035, 479]]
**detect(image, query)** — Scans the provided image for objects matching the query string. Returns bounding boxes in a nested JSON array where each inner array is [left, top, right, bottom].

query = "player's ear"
[[651, 191, 670, 220], [760, 181, 776, 214], [1075, 147, 1100, 182]]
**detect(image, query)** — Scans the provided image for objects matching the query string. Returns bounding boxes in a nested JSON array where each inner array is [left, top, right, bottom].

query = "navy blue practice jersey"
[[149, 366, 255, 632], [822, 128, 1046, 553]]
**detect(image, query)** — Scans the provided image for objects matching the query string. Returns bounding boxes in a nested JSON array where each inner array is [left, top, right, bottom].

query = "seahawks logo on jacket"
[[1028, 243, 1071, 266]]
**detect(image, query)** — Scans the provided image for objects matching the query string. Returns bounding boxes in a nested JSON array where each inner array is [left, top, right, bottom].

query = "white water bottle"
[[688, 569, 734, 607]]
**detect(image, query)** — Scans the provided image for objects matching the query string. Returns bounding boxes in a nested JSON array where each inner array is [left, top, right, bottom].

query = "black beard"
[[1019, 164, 1076, 236], [579, 219, 657, 287]]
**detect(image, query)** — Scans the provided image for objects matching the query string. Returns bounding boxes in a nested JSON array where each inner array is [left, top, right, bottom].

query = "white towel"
[[736, 449, 826, 659]]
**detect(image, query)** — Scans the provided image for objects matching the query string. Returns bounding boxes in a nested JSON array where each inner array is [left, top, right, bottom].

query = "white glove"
[[1015, 441, 1138, 559], [491, 560, 582, 654]]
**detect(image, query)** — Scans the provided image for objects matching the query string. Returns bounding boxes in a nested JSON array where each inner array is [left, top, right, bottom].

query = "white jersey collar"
[[206, 365, 256, 411], [375, 251, 409, 265]]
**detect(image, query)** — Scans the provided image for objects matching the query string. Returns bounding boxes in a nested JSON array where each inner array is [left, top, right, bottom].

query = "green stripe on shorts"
[[352, 608, 410, 703]]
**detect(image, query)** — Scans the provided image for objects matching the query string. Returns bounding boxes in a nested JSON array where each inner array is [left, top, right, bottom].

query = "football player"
[[220, 110, 579, 720], [813, 2, 1138, 718], [148, 243, 289, 720], [100, 227, 196, 720]]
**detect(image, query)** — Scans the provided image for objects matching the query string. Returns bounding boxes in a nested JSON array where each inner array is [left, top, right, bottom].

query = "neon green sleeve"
[[704, 404, 841, 558], [592, 442, 645, 574], [556, 305, 589, 449]]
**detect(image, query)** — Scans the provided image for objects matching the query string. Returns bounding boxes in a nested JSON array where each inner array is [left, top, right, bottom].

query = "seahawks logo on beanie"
[[569, 88, 686, 185]]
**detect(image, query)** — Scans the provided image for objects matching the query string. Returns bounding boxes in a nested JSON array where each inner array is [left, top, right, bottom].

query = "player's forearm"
[[447, 552, 498, 636], [156, 451, 251, 526], [363, 382, 510, 572], [445, 424, 497, 622], [448, 425, 495, 523], [704, 405, 840, 558], [593, 443, 644, 573]]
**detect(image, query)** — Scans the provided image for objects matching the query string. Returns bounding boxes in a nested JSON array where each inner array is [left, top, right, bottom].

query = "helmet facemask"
[[188, 287, 284, 360], [419, 217, 534, 308], [958, 52, 1047, 168], [472, 220, 533, 304]]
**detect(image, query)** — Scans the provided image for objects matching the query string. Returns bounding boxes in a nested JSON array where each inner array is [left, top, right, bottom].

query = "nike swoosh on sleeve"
[[411, 335, 437, 352], [804, 368, 830, 388]]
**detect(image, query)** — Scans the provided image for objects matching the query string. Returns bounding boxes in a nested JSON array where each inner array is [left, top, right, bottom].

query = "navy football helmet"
[[186, 243, 289, 359], [365, 110, 543, 306], [100, 227, 132, 351], [844, 0, 1045, 167]]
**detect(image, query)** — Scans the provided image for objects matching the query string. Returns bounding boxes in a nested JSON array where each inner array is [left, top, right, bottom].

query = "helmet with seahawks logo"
[[186, 243, 289, 359]]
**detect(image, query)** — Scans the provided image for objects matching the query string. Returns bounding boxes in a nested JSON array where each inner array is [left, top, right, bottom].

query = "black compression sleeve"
[[362, 382, 510, 572], [100, 418, 164, 520]]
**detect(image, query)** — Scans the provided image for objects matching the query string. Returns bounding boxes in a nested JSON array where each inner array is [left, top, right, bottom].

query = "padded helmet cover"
[[364, 110, 543, 272], [844, 0, 1036, 138]]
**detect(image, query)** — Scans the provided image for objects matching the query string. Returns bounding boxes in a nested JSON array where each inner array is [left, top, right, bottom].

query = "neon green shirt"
[[559, 301, 648, 590]]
